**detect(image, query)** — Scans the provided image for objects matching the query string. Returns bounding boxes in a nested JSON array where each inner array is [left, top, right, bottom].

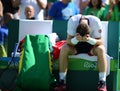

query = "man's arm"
[[66, 33, 83, 46], [66, 34, 74, 45], [67, 33, 103, 46], [36, 0, 47, 9], [0, 0, 3, 17], [93, 37, 103, 46]]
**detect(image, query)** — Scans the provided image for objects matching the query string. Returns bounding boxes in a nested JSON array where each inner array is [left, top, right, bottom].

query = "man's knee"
[[60, 44, 74, 55], [94, 45, 106, 55]]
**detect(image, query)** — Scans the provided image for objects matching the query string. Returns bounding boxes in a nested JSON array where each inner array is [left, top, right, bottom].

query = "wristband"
[[87, 38, 97, 45], [71, 37, 79, 45]]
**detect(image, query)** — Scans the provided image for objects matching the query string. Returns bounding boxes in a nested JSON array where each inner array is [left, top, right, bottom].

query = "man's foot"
[[54, 80, 66, 91], [98, 80, 107, 91]]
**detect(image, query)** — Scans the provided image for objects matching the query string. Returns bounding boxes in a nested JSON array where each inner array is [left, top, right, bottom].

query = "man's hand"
[[75, 33, 90, 42]]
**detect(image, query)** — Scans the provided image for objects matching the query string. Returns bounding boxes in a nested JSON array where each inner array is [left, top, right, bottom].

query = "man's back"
[[67, 14, 102, 38]]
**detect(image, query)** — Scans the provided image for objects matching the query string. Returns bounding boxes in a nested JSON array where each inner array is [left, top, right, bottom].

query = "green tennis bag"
[[15, 34, 52, 91]]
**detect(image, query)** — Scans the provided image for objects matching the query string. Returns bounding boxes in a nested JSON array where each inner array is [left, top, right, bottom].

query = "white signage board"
[[19, 20, 53, 41]]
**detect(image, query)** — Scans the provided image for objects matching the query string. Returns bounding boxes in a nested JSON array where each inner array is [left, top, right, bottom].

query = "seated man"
[[55, 14, 108, 91]]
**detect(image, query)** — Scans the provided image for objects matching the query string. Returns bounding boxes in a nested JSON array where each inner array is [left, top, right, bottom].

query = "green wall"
[[52, 20, 67, 40], [108, 22, 119, 60], [8, 20, 19, 56]]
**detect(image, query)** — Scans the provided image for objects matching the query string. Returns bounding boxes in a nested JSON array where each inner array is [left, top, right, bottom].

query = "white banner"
[[19, 20, 53, 41]]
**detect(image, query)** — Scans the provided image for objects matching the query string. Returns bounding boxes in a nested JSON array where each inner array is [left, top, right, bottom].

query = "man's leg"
[[59, 44, 76, 82], [93, 45, 107, 91], [54, 44, 75, 91]]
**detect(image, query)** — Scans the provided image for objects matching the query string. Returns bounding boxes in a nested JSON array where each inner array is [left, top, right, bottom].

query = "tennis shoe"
[[54, 80, 66, 91], [98, 80, 107, 91]]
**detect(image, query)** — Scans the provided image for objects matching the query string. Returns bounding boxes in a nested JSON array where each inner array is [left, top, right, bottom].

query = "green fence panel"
[[8, 20, 19, 57], [52, 20, 67, 40]]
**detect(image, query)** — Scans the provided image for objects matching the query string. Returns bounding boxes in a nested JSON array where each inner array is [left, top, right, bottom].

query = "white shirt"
[[20, 0, 47, 20], [67, 14, 102, 38]]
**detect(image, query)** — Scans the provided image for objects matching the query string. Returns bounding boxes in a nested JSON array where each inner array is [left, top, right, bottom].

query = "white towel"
[[69, 53, 113, 76]]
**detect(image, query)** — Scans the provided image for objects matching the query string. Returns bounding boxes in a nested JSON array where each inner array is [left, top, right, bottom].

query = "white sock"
[[59, 72, 67, 82], [99, 72, 106, 81]]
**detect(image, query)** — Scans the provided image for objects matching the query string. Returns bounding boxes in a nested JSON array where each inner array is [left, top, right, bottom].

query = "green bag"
[[15, 34, 52, 91]]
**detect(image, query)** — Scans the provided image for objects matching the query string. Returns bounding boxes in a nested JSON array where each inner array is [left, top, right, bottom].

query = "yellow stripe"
[[18, 49, 24, 74]]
